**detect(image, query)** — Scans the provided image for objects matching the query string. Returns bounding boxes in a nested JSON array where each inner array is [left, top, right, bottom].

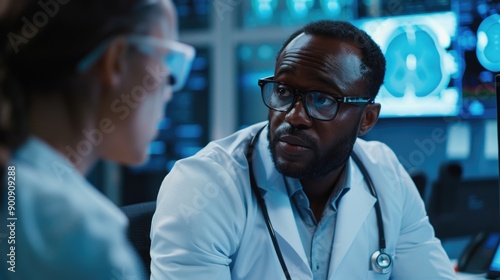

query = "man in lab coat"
[[150, 20, 456, 279]]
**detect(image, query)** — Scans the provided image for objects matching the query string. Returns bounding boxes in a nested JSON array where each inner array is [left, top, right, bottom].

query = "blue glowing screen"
[[173, 0, 210, 30], [458, 0, 499, 119], [238, 1, 499, 120], [357, 12, 461, 117], [240, 0, 354, 28]]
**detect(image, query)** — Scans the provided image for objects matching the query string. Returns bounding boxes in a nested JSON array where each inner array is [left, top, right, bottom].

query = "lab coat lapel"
[[328, 158, 376, 278], [252, 127, 310, 275], [262, 183, 310, 272]]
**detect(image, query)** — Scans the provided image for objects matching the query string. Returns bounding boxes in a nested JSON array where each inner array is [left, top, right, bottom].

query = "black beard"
[[267, 125, 357, 179]]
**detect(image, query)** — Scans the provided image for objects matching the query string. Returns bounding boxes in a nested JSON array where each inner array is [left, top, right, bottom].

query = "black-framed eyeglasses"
[[258, 76, 374, 121]]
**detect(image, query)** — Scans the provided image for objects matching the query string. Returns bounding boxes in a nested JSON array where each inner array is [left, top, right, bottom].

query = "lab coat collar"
[[328, 154, 376, 278], [14, 137, 82, 183]]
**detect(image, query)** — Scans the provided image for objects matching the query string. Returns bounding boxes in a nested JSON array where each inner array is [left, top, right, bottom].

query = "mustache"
[[273, 125, 316, 149]]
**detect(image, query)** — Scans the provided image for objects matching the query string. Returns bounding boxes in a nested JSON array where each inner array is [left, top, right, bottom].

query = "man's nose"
[[284, 96, 313, 127]]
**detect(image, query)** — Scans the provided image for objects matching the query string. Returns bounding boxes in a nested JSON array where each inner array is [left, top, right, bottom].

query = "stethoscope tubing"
[[246, 126, 292, 280], [350, 152, 387, 251]]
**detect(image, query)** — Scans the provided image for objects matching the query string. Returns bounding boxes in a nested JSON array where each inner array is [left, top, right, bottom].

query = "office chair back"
[[121, 200, 156, 277]]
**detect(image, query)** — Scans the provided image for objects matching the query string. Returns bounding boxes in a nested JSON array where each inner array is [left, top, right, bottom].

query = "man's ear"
[[97, 37, 128, 91], [358, 103, 381, 136]]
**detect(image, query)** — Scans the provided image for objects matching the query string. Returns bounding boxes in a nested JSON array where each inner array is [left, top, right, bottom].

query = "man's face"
[[267, 33, 370, 179]]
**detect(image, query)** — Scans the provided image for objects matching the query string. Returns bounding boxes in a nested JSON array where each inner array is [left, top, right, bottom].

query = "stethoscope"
[[245, 125, 393, 280]]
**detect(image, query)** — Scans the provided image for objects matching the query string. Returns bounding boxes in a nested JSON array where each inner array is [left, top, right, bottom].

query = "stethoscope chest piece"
[[370, 249, 393, 274]]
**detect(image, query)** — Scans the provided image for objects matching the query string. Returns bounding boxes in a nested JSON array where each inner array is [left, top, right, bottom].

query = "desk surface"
[[453, 258, 490, 280], [456, 272, 488, 279]]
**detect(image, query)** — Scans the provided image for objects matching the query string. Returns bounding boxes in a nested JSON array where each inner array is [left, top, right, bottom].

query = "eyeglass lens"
[[262, 82, 339, 120]]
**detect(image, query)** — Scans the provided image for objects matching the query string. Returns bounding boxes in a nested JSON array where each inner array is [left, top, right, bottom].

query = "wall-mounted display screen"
[[238, 0, 355, 29], [237, 1, 499, 120], [173, 0, 210, 30], [357, 0, 451, 18], [237, 43, 278, 128], [139, 47, 210, 171], [357, 11, 461, 118], [457, 0, 499, 119]]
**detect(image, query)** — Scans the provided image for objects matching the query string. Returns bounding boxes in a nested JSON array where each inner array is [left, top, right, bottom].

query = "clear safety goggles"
[[77, 35, 195, 92]]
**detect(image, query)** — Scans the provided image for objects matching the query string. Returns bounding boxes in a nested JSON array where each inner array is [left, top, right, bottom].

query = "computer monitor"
[[488, 74, 500, 278], [497, 74, 500, 157], [457, 178, 500, 235], [459, 4, 499, 119], [438, 74, 500, 238], [497, 74, 500, 187], [431, 177, 500, 238]]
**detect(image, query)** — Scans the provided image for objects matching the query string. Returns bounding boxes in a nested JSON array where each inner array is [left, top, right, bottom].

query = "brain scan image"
[[385, 25, 445, 98], [358, 12, 460, 117], [476, 13, 500, 72]]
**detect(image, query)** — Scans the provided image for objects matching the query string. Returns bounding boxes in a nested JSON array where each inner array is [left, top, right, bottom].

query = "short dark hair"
[[1, 0, 163, 89], [0, 0, 165, 150], [277, 20, 386, 99]]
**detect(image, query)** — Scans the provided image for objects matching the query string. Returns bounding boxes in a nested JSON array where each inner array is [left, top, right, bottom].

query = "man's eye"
[[313, 94, 335, 107], [276, 87, 292, 97]]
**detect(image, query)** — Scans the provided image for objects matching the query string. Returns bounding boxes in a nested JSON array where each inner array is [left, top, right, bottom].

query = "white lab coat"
[[150, 122, 456, 280], [3, 137, 144, 280]]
